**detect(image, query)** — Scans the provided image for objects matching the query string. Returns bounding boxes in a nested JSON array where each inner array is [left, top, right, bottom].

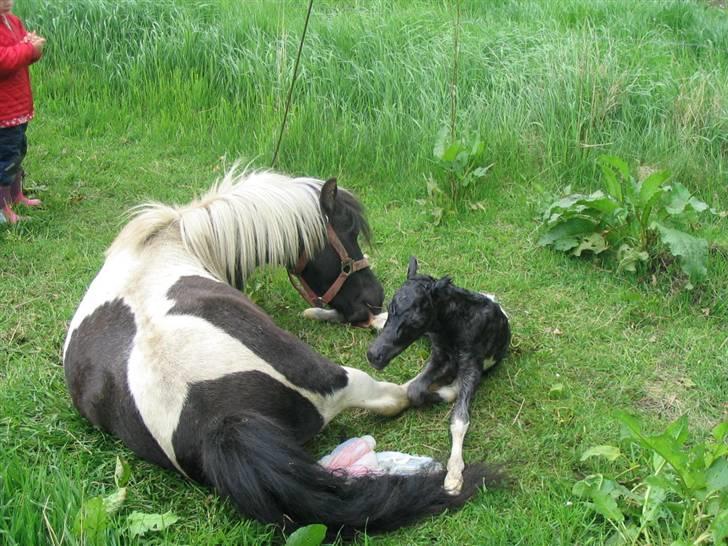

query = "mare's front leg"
[[331, 367, 409, 417], [405, 345, 455, 406], [444, 359, 482, 495]]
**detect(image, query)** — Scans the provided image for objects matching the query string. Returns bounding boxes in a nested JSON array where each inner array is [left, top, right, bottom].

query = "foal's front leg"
[[444, 360, 482, 495], [405, 346, 455, 406]]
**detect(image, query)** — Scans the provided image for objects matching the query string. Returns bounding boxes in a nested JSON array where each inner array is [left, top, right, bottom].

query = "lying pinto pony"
[[367, 256, 511, 494], [63, 172, 500, 539]]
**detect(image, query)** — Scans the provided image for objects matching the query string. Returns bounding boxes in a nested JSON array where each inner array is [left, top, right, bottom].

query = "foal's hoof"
[[444, 472, 464, 495]]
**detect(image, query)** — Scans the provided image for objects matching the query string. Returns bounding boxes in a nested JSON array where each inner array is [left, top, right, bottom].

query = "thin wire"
[[271, 0, 314, 168], [450, 0, 461, 143]]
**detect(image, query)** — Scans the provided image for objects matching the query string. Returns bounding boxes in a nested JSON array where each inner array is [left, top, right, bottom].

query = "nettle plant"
[[539, 156, 716, 287], [419, 127, 493, 224], [574, 412, 728, 546]]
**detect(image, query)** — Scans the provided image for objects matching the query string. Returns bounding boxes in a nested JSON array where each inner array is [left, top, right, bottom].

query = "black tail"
[[202, 412, 504, 539]]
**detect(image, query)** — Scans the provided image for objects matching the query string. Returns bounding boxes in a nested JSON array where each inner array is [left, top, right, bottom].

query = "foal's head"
[[367, 256, 449, 370], [298, 179, 384, 326]]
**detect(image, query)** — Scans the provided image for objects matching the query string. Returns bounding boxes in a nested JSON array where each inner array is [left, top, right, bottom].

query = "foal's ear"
[[433, 276, 452, 294], [407, 256, 419, 279], [320, 178, 338, 217]]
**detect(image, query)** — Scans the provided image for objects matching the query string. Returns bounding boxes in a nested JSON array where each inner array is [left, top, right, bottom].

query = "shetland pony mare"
[[62, 171, 497, 537]]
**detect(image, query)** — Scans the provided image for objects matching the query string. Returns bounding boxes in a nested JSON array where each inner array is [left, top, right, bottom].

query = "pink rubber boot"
[[0, 184, 26, 223], [13, 171, 41, 207]]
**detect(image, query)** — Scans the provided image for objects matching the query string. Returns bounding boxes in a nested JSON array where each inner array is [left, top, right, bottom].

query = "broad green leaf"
[[102, 487, 127, 515], [664, 182, 710, 216], [665, 415, 690, 445], [583, 194, 621, 215], [73, 496, 109, 543], [549, 383, 566, 399], [454, 150, 469, 170], [642, 485, 666, 523], [572, 233, 608, 256], [544, 191, 619, 218], [711, 509, 728, 543], [615, 411, 706, 491], [706, 457, 728, 493], [653, 223, 708, 282], [712, 421, 728, 442], [706, 443, 728, 468], [470, 138, 485, 158], [599, 155, 630, 201], [600, 166, 622, 201], [127, 511, 180, 538], [638, 170, 670, 206], [645, 474, 681, 495], [553, 238, 579, 252], [572, 475, 625, 522], [442, 142, 462, 163], [538, 218, 598, 247], [617, 244, 648, 273], [433, 127, 449, 160], [580, 445, 622, 462], [114, 456, 131, 488], [284, 524, 328, 546], [599, 155, 631, 180]]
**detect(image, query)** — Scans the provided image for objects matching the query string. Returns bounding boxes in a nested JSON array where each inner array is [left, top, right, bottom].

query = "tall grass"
[[23, 0, 728, 195]]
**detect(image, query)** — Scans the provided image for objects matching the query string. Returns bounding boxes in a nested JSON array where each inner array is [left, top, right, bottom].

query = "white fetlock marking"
[[302, 308, 344, 322], [444, 418, 469, 495], [335, 367, 409, 417], [435, 379, 460, 403], [370, 312, 388, 331]]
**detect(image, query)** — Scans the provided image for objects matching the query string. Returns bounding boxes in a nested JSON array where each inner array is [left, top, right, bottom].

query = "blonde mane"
[[108, 169, 328, 287]]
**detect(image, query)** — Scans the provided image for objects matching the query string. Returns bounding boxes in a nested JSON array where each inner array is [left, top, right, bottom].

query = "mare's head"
[[367, 256, 450, 370], [295, 178, 384, 326]]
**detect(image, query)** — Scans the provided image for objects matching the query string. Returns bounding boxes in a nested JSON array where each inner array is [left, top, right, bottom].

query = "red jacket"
[[0, 13, 39, 125]]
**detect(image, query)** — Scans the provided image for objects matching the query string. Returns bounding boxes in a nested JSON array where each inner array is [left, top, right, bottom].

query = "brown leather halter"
[[288, 223, 370, 308]]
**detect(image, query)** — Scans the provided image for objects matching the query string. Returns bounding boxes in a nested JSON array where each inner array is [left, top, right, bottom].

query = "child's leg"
[[15, 170, 41, 207], [0, 125, 28, 223], [11, 126, 40, 207]]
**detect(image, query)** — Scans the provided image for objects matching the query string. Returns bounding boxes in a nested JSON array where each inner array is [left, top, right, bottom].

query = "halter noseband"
[[288, 223, 370, 308]]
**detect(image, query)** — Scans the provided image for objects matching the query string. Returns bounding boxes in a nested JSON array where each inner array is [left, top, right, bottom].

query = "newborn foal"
[[367, 257, 510, 494]]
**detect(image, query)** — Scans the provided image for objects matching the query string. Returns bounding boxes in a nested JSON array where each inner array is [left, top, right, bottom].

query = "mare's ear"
[[407, 256, 419, 279], [433, 276, 452, 295], [320, 178, 338, 217]]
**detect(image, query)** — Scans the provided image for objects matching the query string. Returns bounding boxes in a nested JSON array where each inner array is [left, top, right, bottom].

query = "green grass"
[[1, 0, 726, 544]]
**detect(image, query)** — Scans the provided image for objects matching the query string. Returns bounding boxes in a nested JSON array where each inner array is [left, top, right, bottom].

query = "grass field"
[[1, 0, 726, 544]]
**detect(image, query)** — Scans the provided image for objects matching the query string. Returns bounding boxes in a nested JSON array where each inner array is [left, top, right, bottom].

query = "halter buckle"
[[340, 258, 354, 276]]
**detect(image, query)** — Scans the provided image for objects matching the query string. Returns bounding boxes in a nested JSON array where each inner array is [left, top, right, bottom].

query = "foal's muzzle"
[[366, 348, 390, 370]]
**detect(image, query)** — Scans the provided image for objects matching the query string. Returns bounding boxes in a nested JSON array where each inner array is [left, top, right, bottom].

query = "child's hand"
[[23, 32, 46, 55]]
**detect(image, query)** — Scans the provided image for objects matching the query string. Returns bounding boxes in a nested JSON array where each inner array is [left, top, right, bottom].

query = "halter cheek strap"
[[288, 223, 370, 308]]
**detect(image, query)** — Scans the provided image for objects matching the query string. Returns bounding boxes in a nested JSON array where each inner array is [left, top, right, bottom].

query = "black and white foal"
[[367, 256, 511, 494], [63, 171, 496, 537]]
